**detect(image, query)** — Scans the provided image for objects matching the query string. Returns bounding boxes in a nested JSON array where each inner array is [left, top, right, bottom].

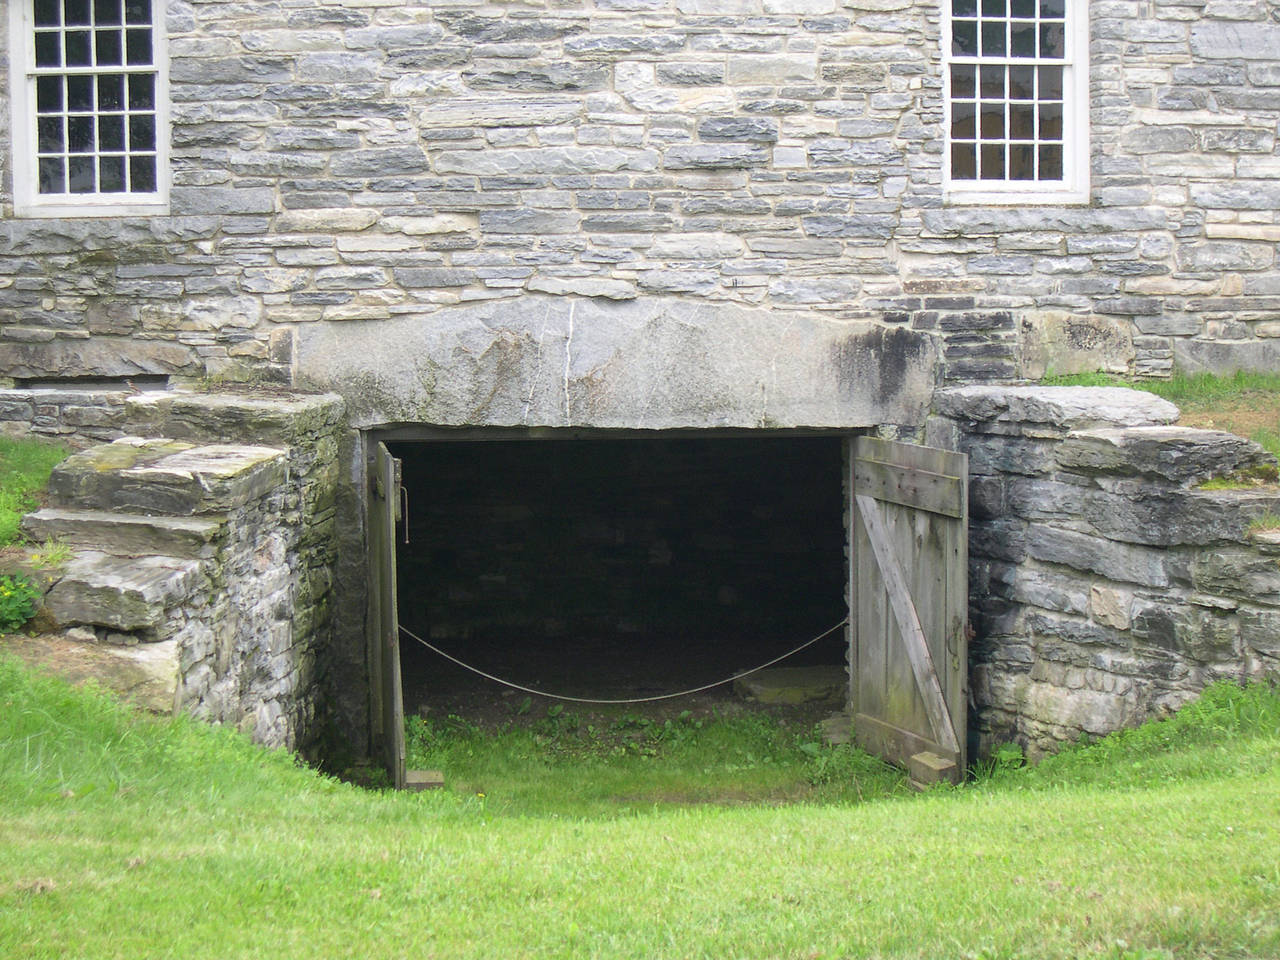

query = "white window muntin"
[[9, 0, 169, 218], [943, 0, 1089, 205]]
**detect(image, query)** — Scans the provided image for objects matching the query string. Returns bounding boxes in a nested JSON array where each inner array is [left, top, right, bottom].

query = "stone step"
[[44, 551, 203, 632], [0, 632, 179, 714], [21, 507, 224, 560], [47, 437, 286, 516], [1057, 426, 1277, 485]]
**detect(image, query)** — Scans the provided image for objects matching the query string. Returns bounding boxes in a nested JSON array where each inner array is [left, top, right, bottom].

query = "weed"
[[0, 573, 40, 633], [1249, 511, 1280, 533], [24, 538, 72, 569]]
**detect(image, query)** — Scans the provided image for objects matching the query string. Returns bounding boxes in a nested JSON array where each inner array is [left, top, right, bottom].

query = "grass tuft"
[[0, 436, 70, 547]]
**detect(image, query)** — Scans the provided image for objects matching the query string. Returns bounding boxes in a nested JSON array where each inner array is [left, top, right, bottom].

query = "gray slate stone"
[[20, 508, 224, 559], [1056, 427, 1276, 486], [935, 386, 1179, 433], [45, 552, 202, 631]]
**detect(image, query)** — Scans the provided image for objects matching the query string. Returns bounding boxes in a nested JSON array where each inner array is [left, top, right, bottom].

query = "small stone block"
[[405, 769, 444, 792], [907, 751, 959, 790]]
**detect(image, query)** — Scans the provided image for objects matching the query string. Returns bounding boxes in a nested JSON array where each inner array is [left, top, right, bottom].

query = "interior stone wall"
[[932, 385, 1280, 757]]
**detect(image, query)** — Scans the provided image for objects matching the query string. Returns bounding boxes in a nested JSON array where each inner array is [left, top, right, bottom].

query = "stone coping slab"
[[935, 385, 1179, 433], [49, 437, 286, 516], [124, 390, 345, 445], [1056, 426, 1277, 485], [21, 508, 224, 559], [44, 551, 202, 631]]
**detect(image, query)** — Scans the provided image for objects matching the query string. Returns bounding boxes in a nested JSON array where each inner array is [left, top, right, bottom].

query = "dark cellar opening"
[[389, 435, 849, 715]]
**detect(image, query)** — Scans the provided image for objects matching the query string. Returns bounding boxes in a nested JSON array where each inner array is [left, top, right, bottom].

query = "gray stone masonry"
[[934, 385, 1280, 757], [1, 0, 1279, 395], [14, 390, 345, 753]]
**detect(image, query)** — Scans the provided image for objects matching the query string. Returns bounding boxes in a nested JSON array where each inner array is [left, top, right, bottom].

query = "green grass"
[[405, 707, 909, 817], [0, 436, 70, 547], [2, 657, 1278, 960]]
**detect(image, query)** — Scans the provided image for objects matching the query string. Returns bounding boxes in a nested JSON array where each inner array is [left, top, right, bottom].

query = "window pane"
[[951, 64, 976, 99], [130, 155, 157, 192], [38, 117, 65, 153], [65, 0, 92, 25], [1040, 22, 1065, 58], [951, 143, 977, 179], [1039, 65, 1063, 100], [96, 28, 124, 65], [981, 21, 1006, 56], [39, 157, 66, 193], [1039, 144, 1063, 179], [68, 115, 96, 152], [982, 0, 1006, 15], [980, 143, 1005, 179], [129, 114, 156, 150], [35, 32, 62, 67], [70, 156, 97, 193], [1011, 0, 1035, 15], [128, 73, 155, 110], [952, 102, 976, 139], [953, 20, 978, 55], [1009, 103, 1035, 139], [1009, 66, 1035, 100], [95, 0, 124, 25], [954, 0, 978, 15], [980, 65, 1005, 99], [126, 28, 152, 65], [98, 74, 125, 111], [1040, 0, 1065, 16], [99, 114, 125, 150], [68, 75, 94, 111], [980, 104, 1004, 139], [65, 30, 93, 66], [37, 76, 64, 113], [124, 0, 152, 25], [1009, 144, 1035, 180], [35, 0, 61, 26], [1011, 22, 1036, 57], [1040, 102, 1063, 139], [100, 155, 127, 192]]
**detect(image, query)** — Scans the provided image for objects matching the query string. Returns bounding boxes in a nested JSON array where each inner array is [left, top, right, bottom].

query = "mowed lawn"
[[2, 659, 1278, 960]]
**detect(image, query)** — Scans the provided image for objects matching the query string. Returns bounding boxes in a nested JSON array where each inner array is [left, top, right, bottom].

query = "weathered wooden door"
[[850, 436, 968, 786], [369, 441, 406, 789]]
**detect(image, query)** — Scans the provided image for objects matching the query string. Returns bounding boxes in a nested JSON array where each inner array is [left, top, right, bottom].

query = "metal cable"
[[398, 618, 850, 705]]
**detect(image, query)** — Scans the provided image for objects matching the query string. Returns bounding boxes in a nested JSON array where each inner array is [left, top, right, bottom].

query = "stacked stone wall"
[[0, 0, 1277, 389], [933, 385, 1280, 756]]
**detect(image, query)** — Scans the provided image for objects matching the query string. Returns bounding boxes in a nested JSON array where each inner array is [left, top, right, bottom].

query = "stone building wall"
[[0, 0, 1278, 394], [932, 385, 1280, 756]]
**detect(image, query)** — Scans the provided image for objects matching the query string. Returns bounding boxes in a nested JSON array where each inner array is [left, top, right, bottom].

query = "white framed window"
[[943, 0, 1089, 204], [8, 0, 168, 218]]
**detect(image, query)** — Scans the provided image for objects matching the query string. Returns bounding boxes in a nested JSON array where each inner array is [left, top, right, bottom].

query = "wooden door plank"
[[854, 491, 960, 755], [853, 458, 965, 518], [375, 442, 406, 790]]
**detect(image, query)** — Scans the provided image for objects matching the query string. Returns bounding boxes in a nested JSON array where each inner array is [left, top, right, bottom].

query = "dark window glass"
[[128, 73, 155, 110], [65, 30, 93, 66], [130, 155, 157, 191], [1039, 144, 1063, 179], [1039, 65, 1063, 99], [980, 65, 1005, 99], [951, 64, 976, 99], [952, 102, 976, 139], [1011, 22, 1036, 57], [98, 74, 125, 111], [981, 143, 1005, 179], [68, 75, 94, 111], [99, 155, 127, 191], [1040, 22, 1065, 58], [953, 20, 978, 55], [1009, 144, 1035, 179], [68, 115, 96, 152], [981, 21, 1006, 56], [1009, 65, 1035, 99], [65, 0, 92, 25], [1040, 0, 1065, 16], [1009, 103, 1035, 139], [954, 0, 978, 15], [1040, 103, 1063, 139], [95, 0, 124, 25], [37, 76, 64, 113], [38, 117, 65, 153], [69, 155, 97, 192], [129, 114, 155, 150], [124, 0, 152, 25], [99, 114, 125, 150], [96, 29, 124, 65], [125, 28, 152, 64], [980, 104, 1004, 138], [35, 31, 62, 67], [35, 0, 62, 27], [951, 143, 977, 178], [39, 157, 66, 193], [1011, 0, 1035, 15], [982, 0, 1006, 15]]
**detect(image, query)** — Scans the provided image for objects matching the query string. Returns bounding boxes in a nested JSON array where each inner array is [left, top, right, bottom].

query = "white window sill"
[[944, 187, 1090, 207], [13, 199, 170, 219]]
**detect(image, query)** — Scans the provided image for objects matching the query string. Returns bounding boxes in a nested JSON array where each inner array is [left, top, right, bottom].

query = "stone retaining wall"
[[933, 385, 1280, 756], [1, 1, 1278, 391]]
